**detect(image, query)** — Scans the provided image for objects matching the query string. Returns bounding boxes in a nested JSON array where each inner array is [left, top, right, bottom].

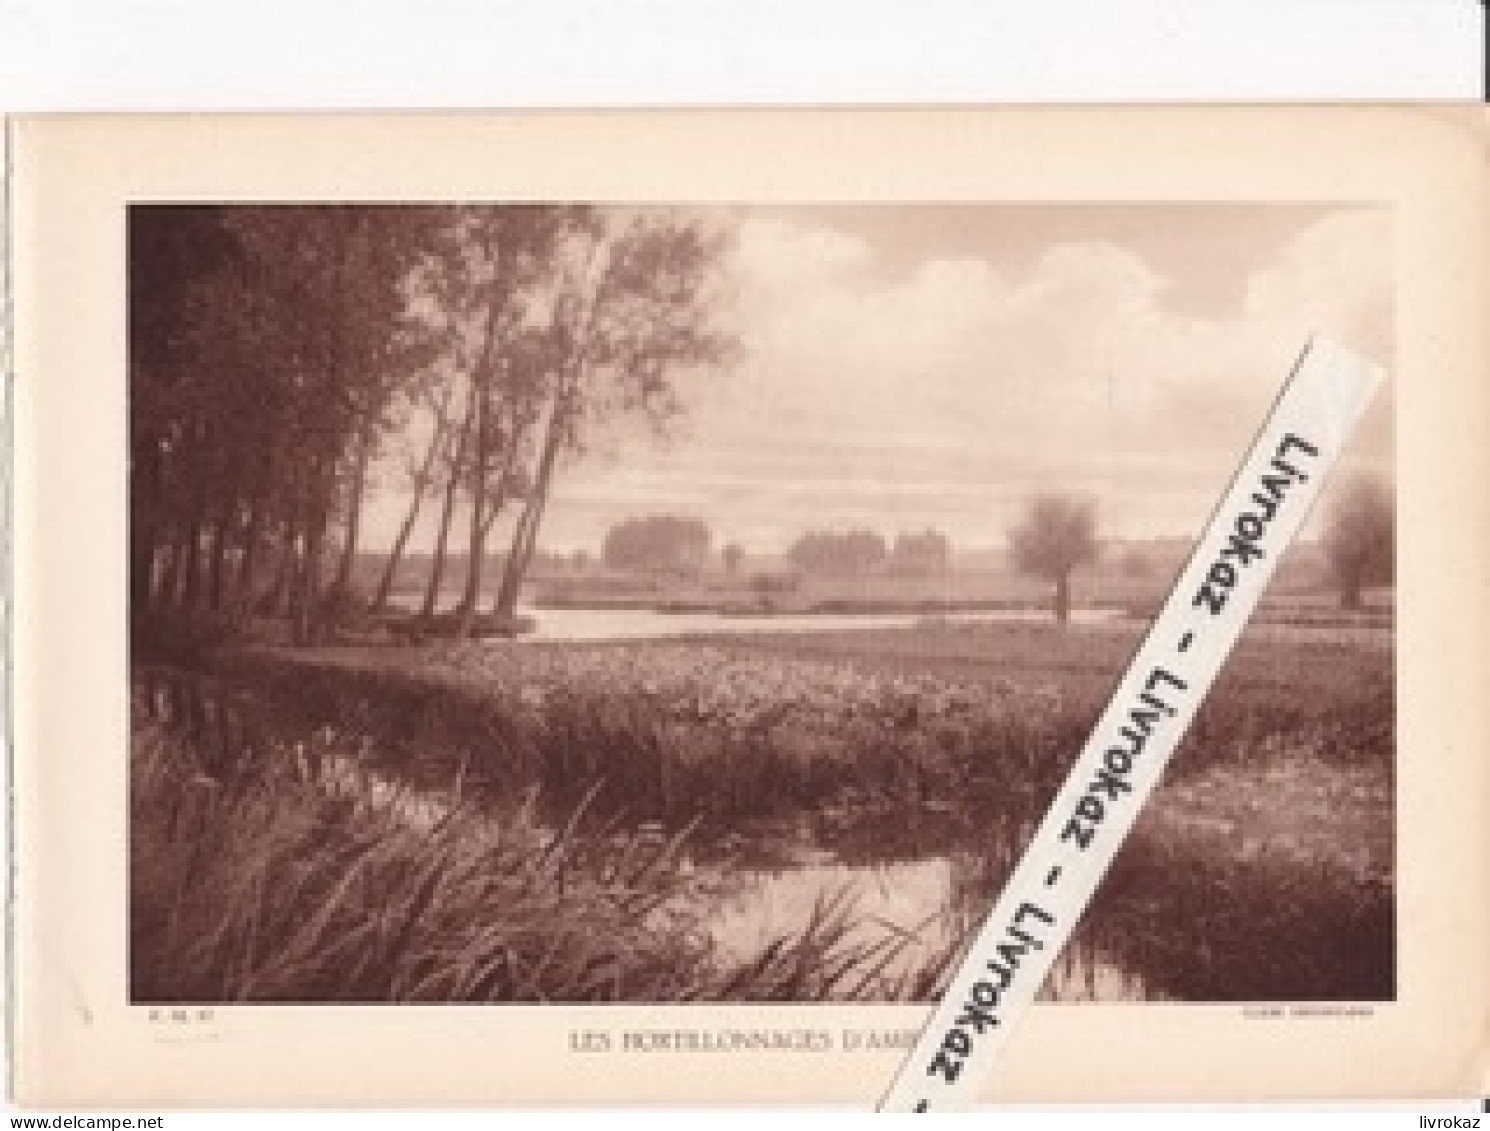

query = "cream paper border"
[[10, 109, 1489, 1109]]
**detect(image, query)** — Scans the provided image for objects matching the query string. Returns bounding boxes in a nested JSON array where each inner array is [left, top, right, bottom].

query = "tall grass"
[[1089, 837, 1394, 1001], [130, 718, 944, 1003], [133, 722, 693, 1001], [198, 644, 1084, 832]]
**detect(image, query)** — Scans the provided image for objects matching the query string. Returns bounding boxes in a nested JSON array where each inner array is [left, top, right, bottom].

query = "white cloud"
[[1244, 208, 1393, 362], [692, 207, 1391, 544], [732, 217, 874, 292]]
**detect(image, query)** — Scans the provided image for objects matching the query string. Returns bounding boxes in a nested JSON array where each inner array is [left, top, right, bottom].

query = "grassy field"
[[531, 567, 1161, 615], [133, 614, 1394, 1002], [513, 539, 1355, 615]]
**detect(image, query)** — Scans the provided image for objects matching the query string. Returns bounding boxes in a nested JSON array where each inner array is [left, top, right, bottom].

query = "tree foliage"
[[487, 207, 740, 620], [787, 529, 888, 575], [602, 516, 712, 573], [130, 205, 443, 645], [888, 529, 952, 576]]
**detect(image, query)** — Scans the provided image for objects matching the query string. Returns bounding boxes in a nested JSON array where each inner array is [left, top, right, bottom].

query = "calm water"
[[694, 843, 1152, 1002], [702, 852, 958, 981], [390, 597, 1126, 642], [293, 753, 1159, 1000]]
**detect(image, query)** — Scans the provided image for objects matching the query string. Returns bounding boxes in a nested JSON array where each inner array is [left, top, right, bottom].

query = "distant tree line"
[[602, 516, 712, 573], [588, 519, 957, 580], [887, 530, 952, 576], [786, 529, 887, 575], [584, 472, 1391, 626]]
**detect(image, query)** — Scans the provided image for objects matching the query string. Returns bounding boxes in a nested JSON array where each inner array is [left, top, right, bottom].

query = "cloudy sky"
[[367, 203, 1393, 557]]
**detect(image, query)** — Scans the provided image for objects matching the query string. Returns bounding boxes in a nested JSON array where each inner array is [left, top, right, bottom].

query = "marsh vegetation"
[[132, 615, 1393, 1004]]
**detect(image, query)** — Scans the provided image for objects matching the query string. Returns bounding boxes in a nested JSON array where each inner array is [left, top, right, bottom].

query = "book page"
[[9, 107, 1487, 1107]]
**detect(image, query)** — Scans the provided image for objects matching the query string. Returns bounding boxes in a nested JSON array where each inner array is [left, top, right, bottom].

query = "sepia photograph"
[[126, 200, 1396, 1007]]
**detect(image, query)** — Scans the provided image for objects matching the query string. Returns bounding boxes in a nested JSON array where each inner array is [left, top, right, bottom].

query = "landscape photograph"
[[128, 201, 1395, 1005]]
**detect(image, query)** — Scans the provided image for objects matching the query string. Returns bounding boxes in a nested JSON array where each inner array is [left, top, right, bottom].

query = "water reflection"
[[1041, 942, 1158, 1002], [316, 750, 451, 832], [703, 852, 957, 986], [692, 837, 1155, 1003]]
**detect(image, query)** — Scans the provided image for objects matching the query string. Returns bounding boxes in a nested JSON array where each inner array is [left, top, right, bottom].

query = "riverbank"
[[534, 592, 1099, 617]]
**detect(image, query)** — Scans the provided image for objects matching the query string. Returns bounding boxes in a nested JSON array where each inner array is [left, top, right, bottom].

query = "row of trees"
[[131, 205, 737, 645], [784, 528, 953, 576], [594, 519, 956, 578], [587, 508, 1080, 618]]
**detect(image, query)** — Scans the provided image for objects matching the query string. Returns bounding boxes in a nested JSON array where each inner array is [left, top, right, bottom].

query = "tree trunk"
[[130, 439, 162, 620], [236, 500, 264, 610], [512, 478, 550, 589], [265, 516, 297, 618], [181, 513, 204, 613], [496, 507, 537, 620], [206, 509, 229, 614], [1340, 575, 1362, 611], [294, 505, 329, 646], [494, 406, 563, 619], [139, 542, 163, 617], [290, 527, 311, 647], [454, 385, 489, 621], [454, 252, 514, 632], [419, 408, 472, 622], [288, 538, 306, 645], [372, 414, 448, 611], [290, 471, 333, 646], [458, 422, 526, 637], [374, 507, 420, 613], [419, 476, 459, 621], [156, 530, 186, 610], [1054, 572, 1070, 625], [307, 520, 327, 643], [131, 516, 157, 622], [457, 467, 518, 637]]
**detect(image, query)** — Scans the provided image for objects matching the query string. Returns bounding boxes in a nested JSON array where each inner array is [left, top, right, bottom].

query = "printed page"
[[9, 107, 1488, 1107]]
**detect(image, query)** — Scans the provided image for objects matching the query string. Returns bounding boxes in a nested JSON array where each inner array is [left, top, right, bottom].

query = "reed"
[[131, 720, 939, 1003]]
